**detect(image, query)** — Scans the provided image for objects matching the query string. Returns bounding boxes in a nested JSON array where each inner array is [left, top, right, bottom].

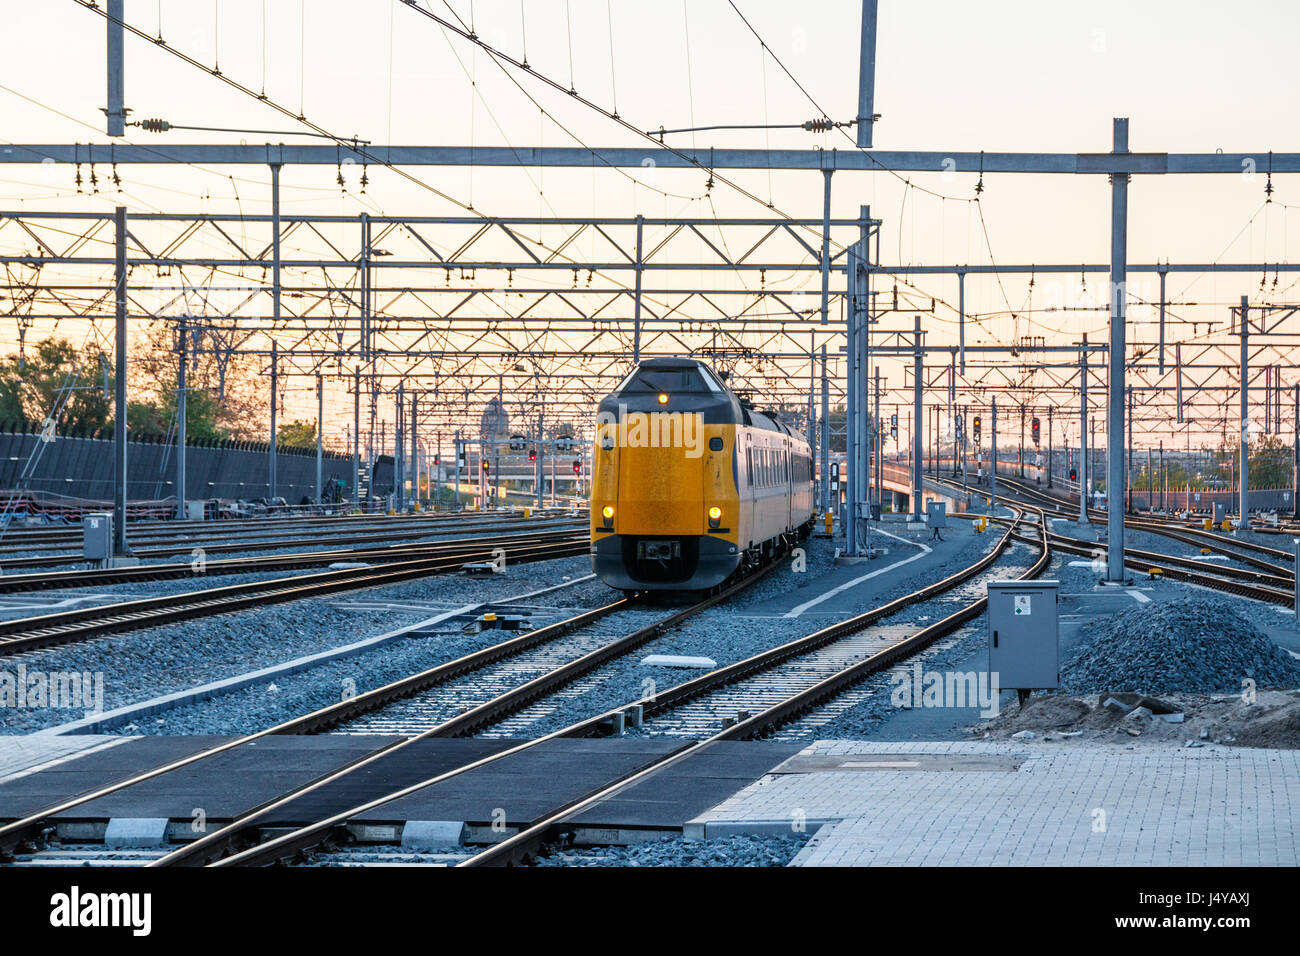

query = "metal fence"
[[0, 430, 392, 506]]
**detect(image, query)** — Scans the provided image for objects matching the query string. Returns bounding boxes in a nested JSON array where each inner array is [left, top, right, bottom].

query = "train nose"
[[637, 539, 682, 566]]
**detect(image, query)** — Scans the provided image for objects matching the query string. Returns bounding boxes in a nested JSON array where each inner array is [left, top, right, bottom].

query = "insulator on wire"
[[139, 118, 172, 132]]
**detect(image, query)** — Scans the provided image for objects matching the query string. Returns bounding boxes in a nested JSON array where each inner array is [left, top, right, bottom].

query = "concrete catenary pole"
[[1240, 295, 1249, 526], [845, 240, 860, 554], [315, 372, 323, 504], [112, 206, 131, 556], [819, 344, 829, 512], [1079, 334, 1089, 523], [269, 341, 278, 499], [1106, 117, 1129, 582], [175, 318, 186, 520], [105, 0, 125, 136], [410, 393, 419, 506], [911, 313, 923, 520], [352, 367, 361, 509], [814, 166, 833, 493], [990, 397, 999, 512]]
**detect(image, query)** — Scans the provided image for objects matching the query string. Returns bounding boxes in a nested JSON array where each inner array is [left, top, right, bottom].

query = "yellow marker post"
[[824, 511, 834, 535]]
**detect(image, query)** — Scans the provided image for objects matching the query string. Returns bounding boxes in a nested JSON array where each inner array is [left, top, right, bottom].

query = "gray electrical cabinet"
[[926, 500, 947, 528], [1213, 501, 1227, 523], [82, 513, 113, 562], [988, 580, 1059, 690]]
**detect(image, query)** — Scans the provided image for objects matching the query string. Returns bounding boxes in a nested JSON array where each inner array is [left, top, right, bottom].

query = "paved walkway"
[[688, 740, 1300, 866]]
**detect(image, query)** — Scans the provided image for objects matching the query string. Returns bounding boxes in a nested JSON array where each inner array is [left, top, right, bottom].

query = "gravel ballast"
[[2, 555, 604, 734], [486, 530, 1008, 740], [531, 833, 809, 867], [1061, 597, 1300, 694]]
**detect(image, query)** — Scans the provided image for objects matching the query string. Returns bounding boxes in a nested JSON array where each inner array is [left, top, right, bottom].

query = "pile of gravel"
[[532, 833, 808, 867], [1062, 598, 1300, 694]]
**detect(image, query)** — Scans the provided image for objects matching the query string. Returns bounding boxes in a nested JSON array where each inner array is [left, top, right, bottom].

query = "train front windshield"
[[620, 366, 708, 394]]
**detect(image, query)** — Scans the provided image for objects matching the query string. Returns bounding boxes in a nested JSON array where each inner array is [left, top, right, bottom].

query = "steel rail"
[[938, 472, 1294, 570], [1029, 531, 1293, 605], [461, 511, 1052, 866], [0, 534, 587, 655], [0, 525, 584, 594], [151, 555, 786, 866], [0, 543, 598, 859], [0, 516, 584, 572], [212, 511, 1040, 867]]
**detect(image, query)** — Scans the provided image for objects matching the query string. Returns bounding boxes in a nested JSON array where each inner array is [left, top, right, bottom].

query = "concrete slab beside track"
[[688, 740, 1300, 866]]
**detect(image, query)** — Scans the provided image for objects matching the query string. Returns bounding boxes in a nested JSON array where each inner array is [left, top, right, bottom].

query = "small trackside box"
[[926, 500, 947, 528], [82, 513, 113, 562], [987, 580, 1059, 690]]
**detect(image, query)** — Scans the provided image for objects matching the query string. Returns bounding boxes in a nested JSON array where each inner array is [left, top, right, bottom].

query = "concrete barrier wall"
[[0, 431, 391, 504]]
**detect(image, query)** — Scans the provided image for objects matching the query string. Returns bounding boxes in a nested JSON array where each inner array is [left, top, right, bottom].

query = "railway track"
[[112, 506, 1046, 867], [0, 522, 585, 594], [935, 472, 1295, 579], [0, 544, 787, 864], [0, 514, 584, 573], [0, 507, 563, 549], [0, 531, 588, 656]]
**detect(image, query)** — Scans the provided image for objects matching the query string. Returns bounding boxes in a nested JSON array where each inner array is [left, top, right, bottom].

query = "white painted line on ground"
[[1127, 589, 1151, 604], [782, 531, 932, 618]]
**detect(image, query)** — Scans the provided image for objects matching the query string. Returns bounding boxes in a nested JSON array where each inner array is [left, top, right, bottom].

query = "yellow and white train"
[[590, 358, 815, 591]]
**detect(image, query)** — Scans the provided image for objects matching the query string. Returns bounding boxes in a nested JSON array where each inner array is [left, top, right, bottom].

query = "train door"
[[783, 439, 793, 533]]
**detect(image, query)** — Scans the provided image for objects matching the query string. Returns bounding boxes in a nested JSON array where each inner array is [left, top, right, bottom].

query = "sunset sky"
[[2, 1, 1298, 448]]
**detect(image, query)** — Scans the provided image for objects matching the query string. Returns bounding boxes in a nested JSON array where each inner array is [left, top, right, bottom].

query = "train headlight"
[[657, 392, 669, 405], [708, 506, 722, 528], [602, 505, 615, 528]]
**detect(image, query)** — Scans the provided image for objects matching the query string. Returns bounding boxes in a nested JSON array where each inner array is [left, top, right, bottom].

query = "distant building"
[[480, 396, 509, 445]]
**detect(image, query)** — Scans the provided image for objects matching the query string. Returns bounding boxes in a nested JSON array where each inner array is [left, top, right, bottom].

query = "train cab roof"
[[599, 358, 799, 438]]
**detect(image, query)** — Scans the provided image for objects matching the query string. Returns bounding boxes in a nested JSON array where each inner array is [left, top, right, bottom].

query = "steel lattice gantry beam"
[[4, 144, 1300, 175], [4, 206, 1298, 443]]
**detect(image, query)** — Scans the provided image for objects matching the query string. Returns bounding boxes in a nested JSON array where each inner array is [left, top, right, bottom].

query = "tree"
[[131, 325, 258, 440], [277, 420, 317, 448], [0, 338, 115, 433], [1248, 434, 1293, 489]]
